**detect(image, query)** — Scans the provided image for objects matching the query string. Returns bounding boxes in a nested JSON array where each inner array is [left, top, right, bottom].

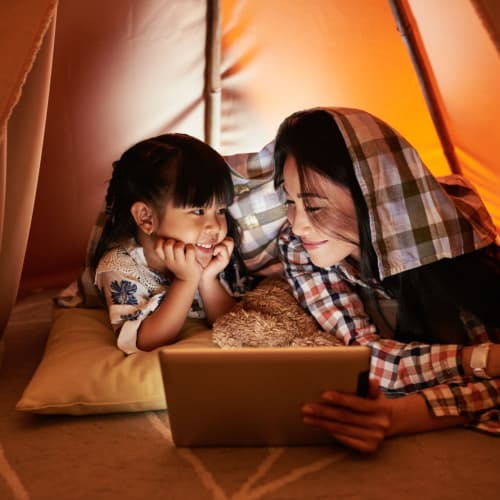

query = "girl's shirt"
[[95, 239, 228, 354], [279, 223, 500, 435]]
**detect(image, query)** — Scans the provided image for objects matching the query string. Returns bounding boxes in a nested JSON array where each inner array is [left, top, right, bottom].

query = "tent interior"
[[1, 1, 499, 498]]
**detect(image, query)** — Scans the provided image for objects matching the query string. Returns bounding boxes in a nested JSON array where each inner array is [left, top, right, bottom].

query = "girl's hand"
[[201, 237, 235, 282], [301, 378, 393, 454], [155, 238, 202, 283]]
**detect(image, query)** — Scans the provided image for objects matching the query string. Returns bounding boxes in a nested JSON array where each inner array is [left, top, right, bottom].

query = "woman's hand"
[[301, 378, 394, 453], [201, 236, 234, 282], [155, 238, 202, 283]]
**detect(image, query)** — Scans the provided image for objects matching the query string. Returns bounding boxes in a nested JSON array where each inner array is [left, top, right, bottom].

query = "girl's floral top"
[[95, 239, 208, 354]]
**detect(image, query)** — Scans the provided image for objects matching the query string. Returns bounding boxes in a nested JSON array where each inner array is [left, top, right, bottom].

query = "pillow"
[[16, 307, 214, 415]]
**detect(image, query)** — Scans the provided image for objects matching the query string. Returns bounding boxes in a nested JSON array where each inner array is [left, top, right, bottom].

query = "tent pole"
[[389, 0, 461, 174], [205, 0, 221, 150]]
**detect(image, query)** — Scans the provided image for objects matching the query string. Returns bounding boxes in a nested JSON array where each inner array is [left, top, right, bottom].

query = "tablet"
[[159, 345, 371, 447]]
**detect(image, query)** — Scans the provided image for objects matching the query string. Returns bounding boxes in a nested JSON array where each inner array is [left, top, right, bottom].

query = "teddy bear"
[[212, 276, 341, 348]]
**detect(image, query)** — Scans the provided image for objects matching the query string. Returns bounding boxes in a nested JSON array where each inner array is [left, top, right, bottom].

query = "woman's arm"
[[280, 226, 500, 384], [280, 225, 500, 425], [301, 379, 470, 454], [279, 227, 463, 390]]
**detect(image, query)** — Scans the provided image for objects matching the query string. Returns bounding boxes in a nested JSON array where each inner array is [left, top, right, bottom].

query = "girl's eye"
[[192, 208, 205, 215], [217, 207, 227, 215]]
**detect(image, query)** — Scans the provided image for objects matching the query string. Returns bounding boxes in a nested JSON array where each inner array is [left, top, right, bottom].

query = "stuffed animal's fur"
[[212, 276, 341, 348]]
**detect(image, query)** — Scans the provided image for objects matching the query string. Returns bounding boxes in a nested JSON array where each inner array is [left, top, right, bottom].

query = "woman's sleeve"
[[96, 268, 165, 354], [419, 378, 500, 435], [278, 225, 462, 392]]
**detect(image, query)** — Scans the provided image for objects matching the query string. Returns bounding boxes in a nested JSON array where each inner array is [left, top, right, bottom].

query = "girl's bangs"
[[171, 164, 234, 208]]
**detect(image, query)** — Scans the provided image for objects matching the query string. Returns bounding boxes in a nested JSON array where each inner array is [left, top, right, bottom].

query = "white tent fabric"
[[0, 0, 57, 347], [1, 0, 499, 348]]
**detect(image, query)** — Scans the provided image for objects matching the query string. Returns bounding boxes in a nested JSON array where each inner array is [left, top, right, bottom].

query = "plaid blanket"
[[330, 107, 497, 278]]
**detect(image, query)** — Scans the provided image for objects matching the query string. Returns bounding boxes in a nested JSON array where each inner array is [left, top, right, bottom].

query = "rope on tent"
[[205, 0, 221, 150], [389, 0, 461, 175]]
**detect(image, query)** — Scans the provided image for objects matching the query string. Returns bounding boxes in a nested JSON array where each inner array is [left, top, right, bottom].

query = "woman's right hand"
[[302, 376, 472, 453], [301, 378, 394, 453], [154, 238, 202, 283]]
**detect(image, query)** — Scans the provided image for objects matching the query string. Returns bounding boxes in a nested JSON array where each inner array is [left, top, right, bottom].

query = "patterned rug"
[[1, 290, 499, 500]]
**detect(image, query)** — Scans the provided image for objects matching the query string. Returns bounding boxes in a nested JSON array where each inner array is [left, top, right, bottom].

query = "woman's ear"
[[131, 202, 156, 236]]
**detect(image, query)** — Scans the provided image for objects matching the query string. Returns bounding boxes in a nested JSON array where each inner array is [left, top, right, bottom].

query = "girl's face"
[[156, 199, 229, 268], [283, 155, 359, 268]]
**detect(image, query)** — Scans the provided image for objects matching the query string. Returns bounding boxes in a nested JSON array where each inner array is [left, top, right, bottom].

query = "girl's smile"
[[194, 241, 219, 266], [196, 242, 215, 249], [156, 200, 228, 269]]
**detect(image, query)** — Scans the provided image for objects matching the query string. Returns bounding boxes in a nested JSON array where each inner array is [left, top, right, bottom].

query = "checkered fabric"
[[330, 107, 497, 279], [226, 141, 287, 275], [56, 141, 286, 308]]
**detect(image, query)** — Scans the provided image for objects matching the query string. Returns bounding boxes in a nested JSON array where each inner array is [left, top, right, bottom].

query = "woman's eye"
[[284, 199, 294, 206], [306, 206, 322, 213]]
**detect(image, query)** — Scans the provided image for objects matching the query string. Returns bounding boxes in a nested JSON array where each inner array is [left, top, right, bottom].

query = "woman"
[[273, 107, 500, 452]]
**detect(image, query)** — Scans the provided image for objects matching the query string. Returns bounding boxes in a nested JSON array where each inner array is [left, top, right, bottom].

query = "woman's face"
[[283, 155, 360, 268]]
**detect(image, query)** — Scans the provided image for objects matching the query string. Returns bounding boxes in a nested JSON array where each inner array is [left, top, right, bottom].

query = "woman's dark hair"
[[273, 109, 500, 344], [274, 109, 378, 280], [91, 133, 239, 270]]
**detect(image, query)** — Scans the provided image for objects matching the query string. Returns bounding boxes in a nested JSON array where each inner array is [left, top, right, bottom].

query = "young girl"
[[91, 133, 243, 354], [273, 107, 500, 452]]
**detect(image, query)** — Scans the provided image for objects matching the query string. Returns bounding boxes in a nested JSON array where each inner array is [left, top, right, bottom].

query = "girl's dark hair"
[[91, 133, 238, 270], [273, 109, 500, 344]]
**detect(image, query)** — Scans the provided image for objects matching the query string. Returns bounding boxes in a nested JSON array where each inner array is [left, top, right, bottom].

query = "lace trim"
[[97, 242, 167, 294]]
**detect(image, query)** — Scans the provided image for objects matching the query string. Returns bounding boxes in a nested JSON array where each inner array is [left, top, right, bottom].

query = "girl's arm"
[[96, 241, 204, 352], [136, 276, 199, 351], [95, 247, 188, 354], [199, 237, 237, 324], [198, 277, 236, 324], [135, 239, 203, 351]]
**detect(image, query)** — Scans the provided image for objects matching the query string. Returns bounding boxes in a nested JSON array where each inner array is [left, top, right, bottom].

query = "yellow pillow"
[[16, 307, 214, 415]]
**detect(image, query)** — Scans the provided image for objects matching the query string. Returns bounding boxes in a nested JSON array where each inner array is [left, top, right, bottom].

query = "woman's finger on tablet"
[[320, 381, 384, 414], [302, 401, 391, 434], [301, 413, 386, 453], [329, 430, 385, 454]]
